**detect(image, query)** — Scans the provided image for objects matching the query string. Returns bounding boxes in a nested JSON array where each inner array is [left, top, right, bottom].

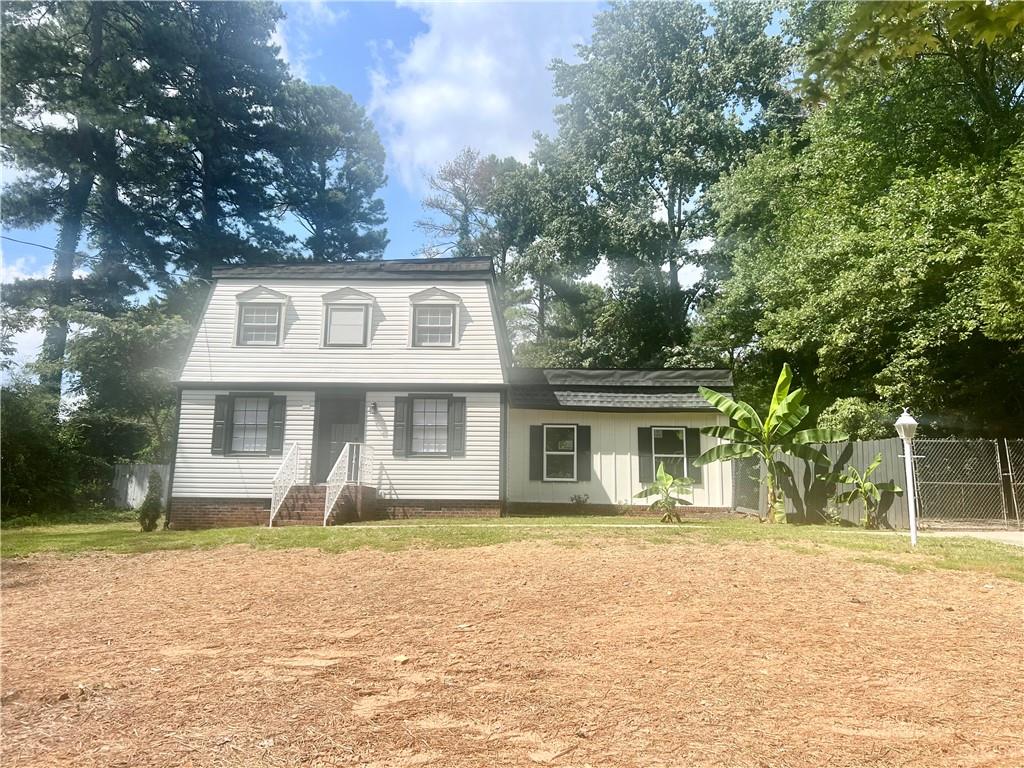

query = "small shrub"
[[569, 493, 589, 510], [634, 462, 693, 523], [137, 471, 164, 532]]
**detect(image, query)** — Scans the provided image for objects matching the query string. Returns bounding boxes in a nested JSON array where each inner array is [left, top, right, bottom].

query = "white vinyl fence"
[[111, 463, 170, 510]]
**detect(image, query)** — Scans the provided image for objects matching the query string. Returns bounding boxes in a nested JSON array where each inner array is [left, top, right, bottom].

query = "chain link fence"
[[912, 439, 1017, 529], [1005, 439, 1024, 528]]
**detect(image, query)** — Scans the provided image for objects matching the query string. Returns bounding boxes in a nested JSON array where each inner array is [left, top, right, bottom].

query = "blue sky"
[[1, 0, 603, 366]]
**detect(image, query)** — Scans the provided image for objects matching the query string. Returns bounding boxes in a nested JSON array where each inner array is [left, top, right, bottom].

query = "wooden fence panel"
[[777, 438, 909, 528], [111, 463, 170, 510]]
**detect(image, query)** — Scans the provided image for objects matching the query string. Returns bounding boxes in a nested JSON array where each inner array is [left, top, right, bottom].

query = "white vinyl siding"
[[181, 279, 503, 384], [172, 389, 315, 498], [365, 391, 500, 501], [324, 304, 367, 346], [508, 409, 733, 508]]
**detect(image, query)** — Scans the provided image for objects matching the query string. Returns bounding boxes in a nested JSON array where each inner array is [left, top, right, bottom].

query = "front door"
[[314, 396, 365, 483]]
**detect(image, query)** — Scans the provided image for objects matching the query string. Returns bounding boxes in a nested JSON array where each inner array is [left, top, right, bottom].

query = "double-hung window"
[[412, 305, 455, 347], [652, 427, 686, 478], [324, 304, 368, 347], [237, 303, 281, 346], [410, 397, 449, 454], [544, 424, 577, 481], [230, 396, 271, 453]]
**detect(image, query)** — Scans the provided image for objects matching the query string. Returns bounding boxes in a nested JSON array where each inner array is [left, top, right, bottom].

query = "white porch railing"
[[269, 442, 300, 527], [324, 442, 375, 525]]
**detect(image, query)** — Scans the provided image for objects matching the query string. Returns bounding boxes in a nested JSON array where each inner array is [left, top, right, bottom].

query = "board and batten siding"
[[179, 279, 504, 385], [507, 409, 732, 507], [364, 392, 501, 501], [172, 390, 316, 498]]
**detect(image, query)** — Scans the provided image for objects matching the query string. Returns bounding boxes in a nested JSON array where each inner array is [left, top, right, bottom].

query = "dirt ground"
[[2, 540, 1022, 768]]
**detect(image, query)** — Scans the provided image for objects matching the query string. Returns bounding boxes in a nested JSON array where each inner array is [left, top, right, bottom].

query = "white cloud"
[[271, 24, 308, 81], [274, 1, 348, 82], [584, 256, 704, 290], [1, 255, 49, 283], [370, 1, 599, 191]]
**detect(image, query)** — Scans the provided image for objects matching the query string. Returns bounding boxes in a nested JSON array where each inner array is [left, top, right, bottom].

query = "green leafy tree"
[[634, 462, 694, 523], [273, 82, 388, 261], [415, 148, 499, 259], [817, 398, 893, 441], [551, 0, 794, 345], [1, 2, 171, 397], [65, 302, 192, 462], [825, 453, 904, 530], [701, 2, 1024, 435], [133, 0, 291, 277], [0, 379, 82, 515], [694, 364, 848, 522]]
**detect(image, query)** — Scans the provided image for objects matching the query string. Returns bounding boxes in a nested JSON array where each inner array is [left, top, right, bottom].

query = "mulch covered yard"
[[2, 539, 1022, 767]]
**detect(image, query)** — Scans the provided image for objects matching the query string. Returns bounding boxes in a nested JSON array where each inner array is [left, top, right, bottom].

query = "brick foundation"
[[169, 497, 270, 529], [380, 499, 502, 519], [505, 502, 735, 519], [170, 495, 501, 527]]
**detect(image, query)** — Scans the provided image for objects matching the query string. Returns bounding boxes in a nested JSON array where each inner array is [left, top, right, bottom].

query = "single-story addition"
[[166, 256, 734, 528]]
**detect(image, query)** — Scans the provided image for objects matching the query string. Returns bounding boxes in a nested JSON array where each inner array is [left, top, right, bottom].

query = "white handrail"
[[323, 443, 350, 526], [323, 442, 376, 525], [269, 442, 300, 527]]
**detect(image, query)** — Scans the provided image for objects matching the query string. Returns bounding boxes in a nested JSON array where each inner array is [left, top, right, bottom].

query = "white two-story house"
[[167, 257, 733, 527]]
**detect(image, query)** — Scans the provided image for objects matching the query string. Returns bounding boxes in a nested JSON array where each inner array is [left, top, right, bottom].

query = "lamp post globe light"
[[895, 408, 919, 547]]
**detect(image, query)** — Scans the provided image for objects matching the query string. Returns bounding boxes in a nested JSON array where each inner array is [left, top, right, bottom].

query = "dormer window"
[[409, 287, 461, 348], [413, 305, 455, 347], [321, 286, 374, 347], [235, 285, 288, 347], [237, 303, 282, 346], [325, 304, 368, 346]]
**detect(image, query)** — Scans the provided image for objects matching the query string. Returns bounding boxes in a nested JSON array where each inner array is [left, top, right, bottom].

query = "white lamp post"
[[895, 408, 919, 547]]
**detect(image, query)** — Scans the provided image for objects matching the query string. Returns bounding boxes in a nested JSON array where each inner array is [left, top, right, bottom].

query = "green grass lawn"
[[2, 513, 1021, 582]]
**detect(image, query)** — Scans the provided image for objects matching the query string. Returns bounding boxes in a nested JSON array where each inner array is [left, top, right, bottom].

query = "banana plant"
[[634, 461, 694, 523], [825, 453, 903, 529], [693, 364, 848, 523]]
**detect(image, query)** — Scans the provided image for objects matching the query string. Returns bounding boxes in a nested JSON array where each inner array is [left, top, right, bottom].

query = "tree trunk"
[[38, 3, 107, 400], [537, 280, 547, 341], [313, 157, 328, 261]]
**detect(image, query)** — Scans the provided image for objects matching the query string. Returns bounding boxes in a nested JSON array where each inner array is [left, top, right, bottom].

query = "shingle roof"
[[509, 368, 732, 411], [212, 256, 494, 280]]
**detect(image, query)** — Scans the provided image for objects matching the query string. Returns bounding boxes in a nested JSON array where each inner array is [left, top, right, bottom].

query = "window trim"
[[411, 303, 458, 348], [651, 425, 687, 479], [322, 302, 370, 348], [407, 394, 454, 457], [236, 302, 284, 347], [543, 423, 578, 482], [225, 392, 273, 456]]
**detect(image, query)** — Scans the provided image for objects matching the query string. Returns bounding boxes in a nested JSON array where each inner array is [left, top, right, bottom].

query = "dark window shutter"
[[212, 395, 229, 455], [448, 397, 466, 457], [268, 396, 286, 455], [393, 397, 410, 457], [638, 427, 653, 483], [685, 427, 702, 484], [576, 425, 591, 482], [529, 425, 543, 481]]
